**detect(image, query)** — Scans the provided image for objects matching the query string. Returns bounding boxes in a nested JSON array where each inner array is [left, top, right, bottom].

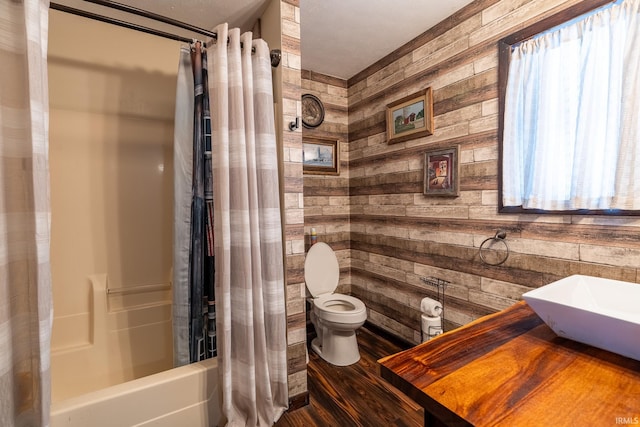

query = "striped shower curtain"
[[209, 24, 288, 426], [0, 0, 53, 426], [174, 24, 288, 425]]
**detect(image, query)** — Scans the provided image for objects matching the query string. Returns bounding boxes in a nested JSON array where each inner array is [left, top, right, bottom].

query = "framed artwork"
[[303, 137, 339, 175], [386, 88, 434, 144], [424, 145, 460, 197]]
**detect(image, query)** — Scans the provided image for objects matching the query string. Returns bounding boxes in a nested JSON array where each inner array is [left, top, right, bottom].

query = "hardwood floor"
[[276, 326, 424, 427]]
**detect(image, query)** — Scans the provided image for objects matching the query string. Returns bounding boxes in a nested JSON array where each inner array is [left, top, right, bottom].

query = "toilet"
[[304, 242, 367, 366]]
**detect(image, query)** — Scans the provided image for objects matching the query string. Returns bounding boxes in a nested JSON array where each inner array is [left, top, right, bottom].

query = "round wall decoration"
[[301, 94, 325, 128]]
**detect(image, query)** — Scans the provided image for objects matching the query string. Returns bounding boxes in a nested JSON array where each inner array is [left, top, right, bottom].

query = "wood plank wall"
[[303, 0, 640, 346], [279, 0, 308, 407], [302, 71, 351, 294]]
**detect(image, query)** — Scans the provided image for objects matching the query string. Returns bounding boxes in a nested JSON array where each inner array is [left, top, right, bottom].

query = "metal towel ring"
[[479, 230, 510, 266]]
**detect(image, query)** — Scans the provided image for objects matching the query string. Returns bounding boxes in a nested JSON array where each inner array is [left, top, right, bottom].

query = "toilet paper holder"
[[420, 276, 448, 332], [420, 276, 448, 300]]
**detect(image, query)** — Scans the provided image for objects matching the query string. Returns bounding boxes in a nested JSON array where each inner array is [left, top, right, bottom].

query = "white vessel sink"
[[522, 275, 640, 361]]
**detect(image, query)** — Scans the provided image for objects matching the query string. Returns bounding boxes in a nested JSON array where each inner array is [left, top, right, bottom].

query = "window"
[[498, 0, 640, 214]]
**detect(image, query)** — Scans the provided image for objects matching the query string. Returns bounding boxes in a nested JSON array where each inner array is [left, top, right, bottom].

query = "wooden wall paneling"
[[337, 0, 640, 343]]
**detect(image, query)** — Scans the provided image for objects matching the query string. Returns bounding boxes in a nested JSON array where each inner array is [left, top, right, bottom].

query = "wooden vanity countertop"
[[378, 301, 640, 426]]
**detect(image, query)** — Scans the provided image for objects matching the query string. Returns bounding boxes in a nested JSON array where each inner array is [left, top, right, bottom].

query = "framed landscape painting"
[[386, 88, 434, 144], [302, 137, 339, 175]]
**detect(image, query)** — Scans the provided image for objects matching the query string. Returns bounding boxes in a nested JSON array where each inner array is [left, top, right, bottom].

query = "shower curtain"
[[173, 41, 216, 367], [173, 23, 288, 425], [0, 0, 53, 426]]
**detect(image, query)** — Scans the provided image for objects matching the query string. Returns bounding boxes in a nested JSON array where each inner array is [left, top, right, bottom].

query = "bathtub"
[[50, 274, 222, 426], [50, 357, 221, 427]]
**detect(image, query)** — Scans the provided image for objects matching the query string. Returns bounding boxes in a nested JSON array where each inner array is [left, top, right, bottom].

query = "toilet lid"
[[304, 242, 339, 298]]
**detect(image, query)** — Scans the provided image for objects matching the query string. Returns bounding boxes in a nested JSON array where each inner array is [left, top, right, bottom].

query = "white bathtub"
[[51, 274, 175, 402], [50, 357, 221, 427], [50, 274, 221, 426]]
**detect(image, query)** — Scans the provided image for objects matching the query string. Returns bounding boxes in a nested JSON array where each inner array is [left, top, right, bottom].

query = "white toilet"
[[304, 242, 367, 366]]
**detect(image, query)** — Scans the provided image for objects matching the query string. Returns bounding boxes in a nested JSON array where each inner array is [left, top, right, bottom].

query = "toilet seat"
[[305, 242, 365, 320], [313, 294, 366, 324], [304, 242, 340, 298]]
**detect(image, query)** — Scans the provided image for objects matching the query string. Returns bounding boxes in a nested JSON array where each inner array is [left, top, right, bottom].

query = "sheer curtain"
[[503, 0, 640, 210], [0, 0, 53, 426]]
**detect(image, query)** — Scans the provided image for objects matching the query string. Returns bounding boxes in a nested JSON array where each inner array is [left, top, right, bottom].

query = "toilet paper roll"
[[421, 314, 443, 342], [420, 297, 443, 317]]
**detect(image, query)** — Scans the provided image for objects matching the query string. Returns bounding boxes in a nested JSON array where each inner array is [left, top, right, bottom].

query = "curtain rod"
[[50, 2, 197, 44], [81, 0, 219, 40], [49, 1, 282, 67]]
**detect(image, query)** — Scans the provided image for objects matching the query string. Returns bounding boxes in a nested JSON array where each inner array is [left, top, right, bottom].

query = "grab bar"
[[106, 283, 171, 296]]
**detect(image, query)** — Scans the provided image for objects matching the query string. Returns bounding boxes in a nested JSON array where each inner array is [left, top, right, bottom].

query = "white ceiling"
[[52, 0, 476, 80], [300, 0, 476, 79]]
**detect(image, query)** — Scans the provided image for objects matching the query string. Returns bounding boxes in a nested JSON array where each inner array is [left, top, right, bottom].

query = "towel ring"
[[479, 230, 510, 266]]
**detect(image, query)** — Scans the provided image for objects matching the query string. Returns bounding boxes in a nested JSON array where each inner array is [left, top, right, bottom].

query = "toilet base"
[[310, 328, 361, 366]]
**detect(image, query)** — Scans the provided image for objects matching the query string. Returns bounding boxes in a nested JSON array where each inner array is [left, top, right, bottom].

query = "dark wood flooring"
[[275, 326, 424, 427]]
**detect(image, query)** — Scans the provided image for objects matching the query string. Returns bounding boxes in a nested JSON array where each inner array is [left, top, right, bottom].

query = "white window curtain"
[[503, 0, 640, 210]]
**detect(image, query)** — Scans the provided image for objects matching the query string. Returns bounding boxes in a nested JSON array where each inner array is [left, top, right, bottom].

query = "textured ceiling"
[[300, 0, 476, 79], [52, 0, 476, 80]]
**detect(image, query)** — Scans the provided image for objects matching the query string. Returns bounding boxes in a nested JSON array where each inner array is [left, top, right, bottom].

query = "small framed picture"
[[424, 145, 460, 197], [386, 88, 434, 144], [303, 137, 339, 175]]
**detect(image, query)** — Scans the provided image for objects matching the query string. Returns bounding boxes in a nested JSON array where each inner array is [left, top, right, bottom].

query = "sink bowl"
[[522, 275, 640, 361]]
